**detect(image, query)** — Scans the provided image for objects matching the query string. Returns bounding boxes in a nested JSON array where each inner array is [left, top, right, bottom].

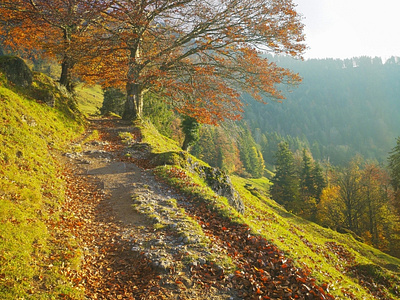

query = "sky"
[[293, 0, 400, 60]]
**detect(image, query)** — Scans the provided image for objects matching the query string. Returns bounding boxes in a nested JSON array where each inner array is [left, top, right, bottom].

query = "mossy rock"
[[189, 161, 245, 214], [150, 151, 189, 167], [150, 150, 245, 214], [0, 56, 32, 87]]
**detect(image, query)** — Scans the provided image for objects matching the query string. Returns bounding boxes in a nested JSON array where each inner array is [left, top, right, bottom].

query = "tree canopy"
[[0, 0, 110, 91], [1, 0, 305, 124]]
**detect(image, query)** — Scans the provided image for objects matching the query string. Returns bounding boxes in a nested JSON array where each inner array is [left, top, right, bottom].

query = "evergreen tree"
[[312, 162, 326, 202], [191, 126, 217, 165], [300, 149, 314, 198], [191, 125, 243, 174], [101, 87, 125, 116], [142, 93, 175, 137], [270, 142, 299, 209], [388, 137, 400, 192], [181, 116, 201, 151], [388, 137, 400, 214], [239, 126, 264, 178]]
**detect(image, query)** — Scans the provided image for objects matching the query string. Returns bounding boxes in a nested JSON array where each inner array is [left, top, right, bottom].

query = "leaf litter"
[[59, 117, 340, 299]]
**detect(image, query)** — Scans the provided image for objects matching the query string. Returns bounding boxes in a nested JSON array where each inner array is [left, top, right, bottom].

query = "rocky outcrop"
[[188, 160, 245, 214], [151, 151, 245, 214], [0, 56, 32, 87]]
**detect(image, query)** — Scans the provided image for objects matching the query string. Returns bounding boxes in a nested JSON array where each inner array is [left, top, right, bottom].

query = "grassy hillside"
[[1, 60, 400, 298], [136, 120, 400, 299], [75, 84, 103, 115], [0, 70, 84, 298]]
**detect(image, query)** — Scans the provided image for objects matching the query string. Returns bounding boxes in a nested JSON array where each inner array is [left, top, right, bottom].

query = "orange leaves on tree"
[[1, 0, 306, 123], [75, 0, 306, 122]]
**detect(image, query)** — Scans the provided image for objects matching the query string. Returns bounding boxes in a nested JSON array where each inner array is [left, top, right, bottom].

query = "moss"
[[82, 129, 100, 144], [163, 198, 178, 208], [119, 131, 134, 144], [0, 56, 32, 87], [151, 151, 189, 167]]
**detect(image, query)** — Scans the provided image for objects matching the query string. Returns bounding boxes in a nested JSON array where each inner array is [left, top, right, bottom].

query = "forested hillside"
[[244, 56, 400, 166]]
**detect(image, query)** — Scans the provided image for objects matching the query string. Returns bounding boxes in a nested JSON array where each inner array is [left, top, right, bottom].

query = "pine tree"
[[239, 127, 264, 178], [312, 162, 326, 202], [300, 149, 314, 198], [270, 142, 299, 209], [101, 87, 125, 116], [181, 116, 201, 151], [388, 137, 400, 192]]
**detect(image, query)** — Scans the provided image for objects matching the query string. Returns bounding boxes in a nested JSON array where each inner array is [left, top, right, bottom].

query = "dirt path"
[[60, 117, 334, 300], [61, 117, 236, 299]]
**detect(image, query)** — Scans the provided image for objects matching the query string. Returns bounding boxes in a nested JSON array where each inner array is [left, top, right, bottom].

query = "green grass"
[[138, 119, 400, 300], [139, 120, 182, 153], [0, 71, 84, 299], [232, 174, 400, 299], [75, 84, 103, 115]]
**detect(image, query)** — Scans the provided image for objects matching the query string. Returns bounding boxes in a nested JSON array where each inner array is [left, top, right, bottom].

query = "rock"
[[84, 149, 113, 159], [64, 152, 82, 159], [190, 261, 198, 267], [189, 161, 245, 214], [158, 260, 172, 272], [151, 258, 172, 272], [168, 223, 178, 229], [131, 246, 141, 253], [150, 151, 189, 167], [150, 150, 245, 214], [151, 216, 161, 224], [0, 56, 32, 87], [180, 277, 193, 288], [21, 115, 37, 127]]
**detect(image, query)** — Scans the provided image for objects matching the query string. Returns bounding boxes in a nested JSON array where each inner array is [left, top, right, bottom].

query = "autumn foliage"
[[0, 0, 110, 91], [0, 0, 305, 124]]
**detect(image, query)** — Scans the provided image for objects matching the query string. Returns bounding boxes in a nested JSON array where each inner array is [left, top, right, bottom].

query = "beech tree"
[[0, 0, 109, 91], [80, 0, 305, 123]]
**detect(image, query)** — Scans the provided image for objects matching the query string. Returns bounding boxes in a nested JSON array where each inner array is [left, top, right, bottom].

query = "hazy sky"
[[293, 0, 400, 60]]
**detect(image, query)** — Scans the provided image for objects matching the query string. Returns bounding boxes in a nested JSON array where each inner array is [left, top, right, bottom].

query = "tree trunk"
[[123, 43, 143, 120], [182, 136, 191, 151], [60, 27, 74, 92], [59, 56, 74, 92], [123, 82, 143, 120]]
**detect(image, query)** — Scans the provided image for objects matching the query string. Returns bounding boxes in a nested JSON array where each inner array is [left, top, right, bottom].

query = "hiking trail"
[[60, 117, 334, 300]]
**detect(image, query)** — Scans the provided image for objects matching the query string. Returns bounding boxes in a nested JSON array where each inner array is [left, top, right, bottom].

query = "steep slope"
[[0, 65, 85, 298], [61, 117, 400, 299], [1, 59, 399, 299], [137, 120, 400, 299]]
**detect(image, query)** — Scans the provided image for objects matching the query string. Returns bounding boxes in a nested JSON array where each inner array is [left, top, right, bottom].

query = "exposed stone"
[[0, 56, 32, 87], [188, 160, 245, 214], [150, 150, 189, 167], [198, 257, 206, 265], [150, 150, 245, 214]]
